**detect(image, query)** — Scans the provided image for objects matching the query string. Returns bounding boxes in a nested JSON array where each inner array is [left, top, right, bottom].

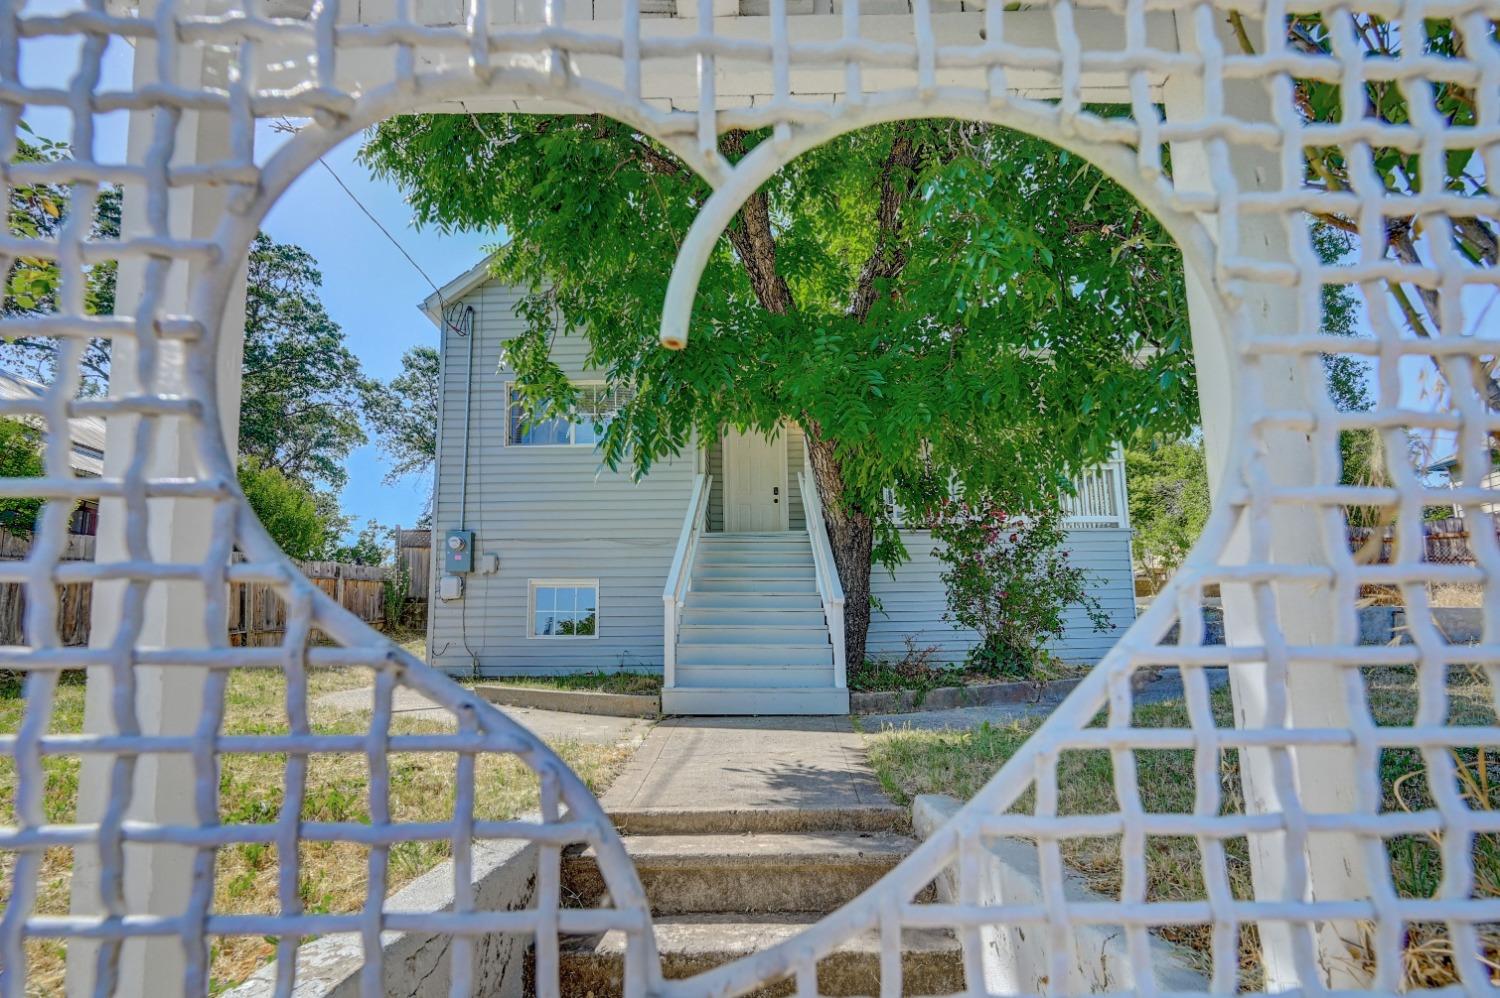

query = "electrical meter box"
[[445, 529, 475, 573]]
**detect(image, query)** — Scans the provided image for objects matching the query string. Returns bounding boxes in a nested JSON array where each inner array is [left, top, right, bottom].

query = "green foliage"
[[0, 418, 45, 532], [1125, 436, 1212, 584], [237, 458, 330, 560], [3, 123, 119, 390], [364, 345, 439, 483], [241, 233, 378, 492], [329, 519, 388, 566], [931, 501, 1110, 677], [362, 116, 1199, 660], [362, 118, 1196, 518]]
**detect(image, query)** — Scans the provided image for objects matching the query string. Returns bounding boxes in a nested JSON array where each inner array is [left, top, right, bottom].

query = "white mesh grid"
[[0, 0, 1496, 995]]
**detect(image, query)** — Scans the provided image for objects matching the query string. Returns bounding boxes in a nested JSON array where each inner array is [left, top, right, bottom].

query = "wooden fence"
[[227, 556, 389, 646], [0, 529, 389, 648], [396, 528, 431, 600], [1347, 516, 1475, 565]]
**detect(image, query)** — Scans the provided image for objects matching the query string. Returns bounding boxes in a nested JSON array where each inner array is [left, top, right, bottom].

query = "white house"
[[422, 259, 1137, 714]]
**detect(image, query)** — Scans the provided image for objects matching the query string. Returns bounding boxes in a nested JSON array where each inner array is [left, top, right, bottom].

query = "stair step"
[[678, 625, 830, 645], [562, 832, 919, 915], [685, 592, 824, 610], [697, 551, 815, 566], [680, 608, 828, 626], [693, 565, 817, 582], [661, 686, 849, 715], [676, 644, 833, 667], [675, 665, 834, 689], [692, 578, 818, 594], [554, 914, 965, 997]]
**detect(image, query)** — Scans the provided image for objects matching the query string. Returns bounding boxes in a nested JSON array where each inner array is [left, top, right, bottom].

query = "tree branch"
[[847, 122, 926, 324], [718, 131, 794, 315]]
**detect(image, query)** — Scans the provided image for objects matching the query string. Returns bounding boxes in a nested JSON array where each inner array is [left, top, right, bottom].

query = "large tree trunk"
[[804, 426, 874, 670]]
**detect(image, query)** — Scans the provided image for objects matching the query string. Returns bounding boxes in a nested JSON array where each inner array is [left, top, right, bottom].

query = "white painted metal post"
[[1164, 12, 1371, 990], [65, 18, 247, 997]]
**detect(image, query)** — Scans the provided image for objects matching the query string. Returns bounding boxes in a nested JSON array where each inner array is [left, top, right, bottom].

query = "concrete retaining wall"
[[913, 795, 1206, 995], [223, 835, 538, 998]]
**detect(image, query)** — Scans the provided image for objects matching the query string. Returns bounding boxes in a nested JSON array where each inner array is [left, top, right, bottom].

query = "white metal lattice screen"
[[0, 0, 1496, 996]]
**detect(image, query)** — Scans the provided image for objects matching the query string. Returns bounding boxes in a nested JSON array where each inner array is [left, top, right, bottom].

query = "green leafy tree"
[[241, 233, 378, 492], [237, 457, 330, 561], [329, 519, 389, 566], [0, 418, 45, 532], [362, 116, 1199, 665], [1243, 13, 1496, 402], [3, 124, 119, 391], [1125, 437, 1212, 587], [364, 345, 439, 482]]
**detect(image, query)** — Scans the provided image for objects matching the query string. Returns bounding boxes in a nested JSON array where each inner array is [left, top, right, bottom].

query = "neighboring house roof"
[[419, 252, 500, 325], [0, 370, 106, 477]]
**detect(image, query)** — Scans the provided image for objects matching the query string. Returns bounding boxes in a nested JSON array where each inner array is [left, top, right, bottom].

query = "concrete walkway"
[[601, 715, 901, 827], [315, 685, 652, 746]]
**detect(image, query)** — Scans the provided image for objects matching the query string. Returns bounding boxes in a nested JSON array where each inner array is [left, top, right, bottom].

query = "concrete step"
[[684, 592, 824, 610], [661, 686, 849, 715], [691, 577, 819, 594], [676, 644, 833, 667], [562, 832, 919, 915], [554, 914, 965, 997], [679, 607, 828, 627], [604, 805, 909, 836], [678, 624, 830, 645], [693, 565, 817, 582], [675, 664, 835, 689], [702, 532, 810, 543]]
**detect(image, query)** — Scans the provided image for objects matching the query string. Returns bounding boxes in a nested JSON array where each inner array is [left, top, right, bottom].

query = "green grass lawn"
[[864, 666, 1500, 988], [478, 671, 663, 696], [0, 666, 635, 994]]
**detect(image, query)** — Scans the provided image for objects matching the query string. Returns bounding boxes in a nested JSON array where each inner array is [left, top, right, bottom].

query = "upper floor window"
[[506, 383, 633, 447]]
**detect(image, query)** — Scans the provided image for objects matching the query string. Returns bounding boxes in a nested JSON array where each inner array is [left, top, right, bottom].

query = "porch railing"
[[1061, 457, 1130, 529], [662, 472, 711, 689], [797, 470, 847, 689]]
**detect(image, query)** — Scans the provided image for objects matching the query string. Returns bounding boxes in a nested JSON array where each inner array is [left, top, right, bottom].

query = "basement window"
[[529, 581, 598, 638]]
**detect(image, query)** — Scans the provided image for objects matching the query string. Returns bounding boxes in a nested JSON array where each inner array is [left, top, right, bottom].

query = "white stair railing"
[[662, 473, 711, 689], [797, 470, 847, 688]]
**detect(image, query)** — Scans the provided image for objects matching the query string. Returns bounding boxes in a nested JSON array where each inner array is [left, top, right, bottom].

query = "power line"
[[312, 155, 444, 299]]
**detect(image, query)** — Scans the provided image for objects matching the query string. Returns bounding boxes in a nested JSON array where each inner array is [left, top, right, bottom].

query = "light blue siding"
[[427, 279, 695, 675], [867, 527, 1137, 667]]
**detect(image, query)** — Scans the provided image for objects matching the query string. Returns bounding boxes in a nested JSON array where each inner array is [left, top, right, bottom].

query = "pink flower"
[[1009, 533, 1018, 543]]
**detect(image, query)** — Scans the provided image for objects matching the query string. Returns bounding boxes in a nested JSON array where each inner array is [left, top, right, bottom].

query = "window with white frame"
[[529, 581, 598, 638], [507, 383, 634, 447]]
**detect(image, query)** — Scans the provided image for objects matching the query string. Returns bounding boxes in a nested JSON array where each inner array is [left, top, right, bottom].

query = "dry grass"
[[865, 666, 1500, 990], [0, 667, 635, 996], [1429, 583, 1486, 608]]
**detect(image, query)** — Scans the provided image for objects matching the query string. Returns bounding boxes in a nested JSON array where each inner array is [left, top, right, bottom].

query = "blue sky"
[[19, 2, 496, 537]]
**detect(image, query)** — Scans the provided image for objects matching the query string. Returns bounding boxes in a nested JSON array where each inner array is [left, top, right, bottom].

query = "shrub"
[[932, 500, 1111, 677], [237, 458, 328, 560]]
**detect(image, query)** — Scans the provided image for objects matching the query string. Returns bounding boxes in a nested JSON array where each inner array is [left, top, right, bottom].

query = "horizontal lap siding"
[[867, 528, 1137, 667], [429, 279, 694, 675]]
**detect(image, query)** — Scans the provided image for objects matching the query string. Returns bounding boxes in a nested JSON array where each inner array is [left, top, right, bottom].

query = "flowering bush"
[[932, 499, 1111, 677]]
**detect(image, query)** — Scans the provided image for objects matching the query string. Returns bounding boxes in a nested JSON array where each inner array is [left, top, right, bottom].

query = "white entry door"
[[723, 428, 789, 532]]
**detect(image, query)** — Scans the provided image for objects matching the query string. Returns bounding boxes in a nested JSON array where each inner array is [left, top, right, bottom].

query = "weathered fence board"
[[0, 529, 388, 648], [396, 528, 430, 600]]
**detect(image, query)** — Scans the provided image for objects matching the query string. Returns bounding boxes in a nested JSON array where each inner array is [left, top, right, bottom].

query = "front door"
[[722, 428, 789, 532]]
